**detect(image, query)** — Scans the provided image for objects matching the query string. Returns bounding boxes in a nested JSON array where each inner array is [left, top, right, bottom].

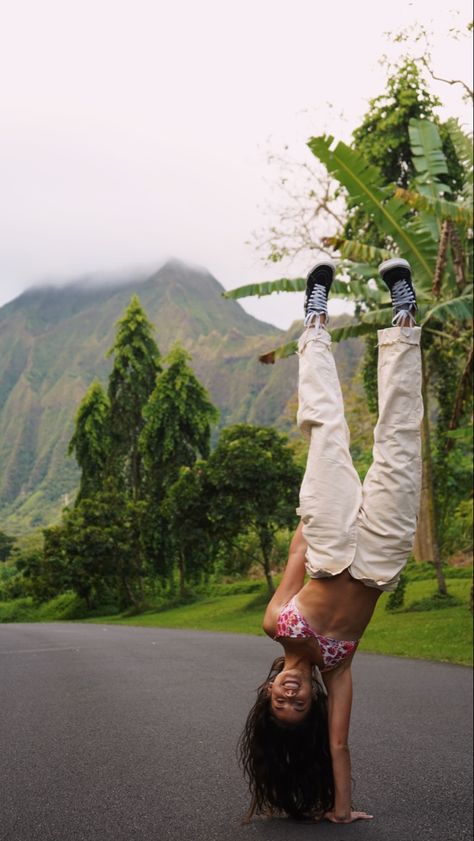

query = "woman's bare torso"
[[264, 522, 382, 651], [296, 570, 381, 640]]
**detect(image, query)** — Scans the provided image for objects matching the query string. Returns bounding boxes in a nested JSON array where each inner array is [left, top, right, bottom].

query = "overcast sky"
[[1, 0, 472, 328]]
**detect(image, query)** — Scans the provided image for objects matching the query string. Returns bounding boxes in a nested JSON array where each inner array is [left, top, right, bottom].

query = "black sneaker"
[[378, 258, 417, 326], [304, 260, 336, 327]]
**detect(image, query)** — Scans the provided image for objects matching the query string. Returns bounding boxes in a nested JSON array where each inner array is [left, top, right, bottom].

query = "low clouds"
[[0, 0, 471, 327]]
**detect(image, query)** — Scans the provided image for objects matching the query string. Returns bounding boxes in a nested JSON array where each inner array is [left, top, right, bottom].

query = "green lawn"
[[81, 577, 473, 666], [1, 576, 471, 665]]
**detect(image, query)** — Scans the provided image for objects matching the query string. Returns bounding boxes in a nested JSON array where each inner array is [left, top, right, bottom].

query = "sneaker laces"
[[306, 283, 328, 315], [304, 311, 328, 329], [391, 279, 417, 327], [392, 309, 417, 327]]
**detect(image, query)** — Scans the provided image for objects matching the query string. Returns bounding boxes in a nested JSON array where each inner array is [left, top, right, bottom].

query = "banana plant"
[[224, 118, 473, 585], [225, 118, 472, 354], [393, 189, 473, 227]]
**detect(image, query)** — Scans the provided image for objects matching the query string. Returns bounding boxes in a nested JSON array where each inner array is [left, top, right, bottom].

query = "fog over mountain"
[[0, 258, 364, 535], [2, 3, 470, 329], [0, 260, 284, 533]]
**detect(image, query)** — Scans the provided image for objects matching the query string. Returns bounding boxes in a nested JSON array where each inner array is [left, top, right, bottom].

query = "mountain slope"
[[0, 260, 282, 532], [0, 259, 363, 534]]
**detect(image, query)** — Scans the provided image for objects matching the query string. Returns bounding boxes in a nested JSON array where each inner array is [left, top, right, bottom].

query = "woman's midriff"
[[296, 570, 381, 640]]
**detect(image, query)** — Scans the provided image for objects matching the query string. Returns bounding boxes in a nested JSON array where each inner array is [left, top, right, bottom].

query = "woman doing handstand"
[[239, 258, 422, 824]]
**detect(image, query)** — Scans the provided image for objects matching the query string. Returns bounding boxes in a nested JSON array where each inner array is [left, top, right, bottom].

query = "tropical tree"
[[16, 530, 70, 604], [107, 295, 162, 498], [68, 381, 111, 502], [41, 483, 145, 610], [162, 462, 216, 595], [206, 424, 303, 594], [139, 344, 219, 583], [253, 60, 464, 272], [225, 118, 473, 594], [0, 530, 16, 562], [140, 344, 218, 487]]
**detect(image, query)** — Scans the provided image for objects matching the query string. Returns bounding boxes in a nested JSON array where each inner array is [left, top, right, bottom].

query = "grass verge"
[[80, 577, 473, 666], [1, 578, 471, 666]]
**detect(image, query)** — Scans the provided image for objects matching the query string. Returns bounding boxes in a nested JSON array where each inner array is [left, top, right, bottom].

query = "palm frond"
[[307, 135, 437, 286], [323, 236, 392, 264], [223, 277, 305, 300], [330, 306, 395, 342], [422, 293, 473, 326], [224, 273, 363, 302], [330, 320, 382, 342], [444, 117, 473, 201], [339, 262, 378, 279], [409, 119, 449, 196], [394, 188, 473, 227], [445, 118, 473, 168]]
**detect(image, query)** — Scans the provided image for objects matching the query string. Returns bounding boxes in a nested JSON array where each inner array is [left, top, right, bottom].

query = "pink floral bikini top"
[[275, 596, 359, 672]]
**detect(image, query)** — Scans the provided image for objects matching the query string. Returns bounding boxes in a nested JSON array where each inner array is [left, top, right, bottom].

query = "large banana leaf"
[[307, 135, 437, 287], [422, 293, 473, 326], [408, 118, 455, 243], [224, 275, 359, 301], [257, 292, 473, 363], [323, 236, 392, 265], [444, 117, 473, 202], [409, 118, 450, 196], [445, 118, 473, 170], [222, 277, 305, 299], [330, 318, 387, 342], [407, 118, 473, 300], [258, 308, 393, 363], [395, 188, 473, 227]]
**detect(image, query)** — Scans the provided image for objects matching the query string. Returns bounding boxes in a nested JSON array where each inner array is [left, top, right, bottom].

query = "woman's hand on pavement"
[[323, 810, 374, 823]]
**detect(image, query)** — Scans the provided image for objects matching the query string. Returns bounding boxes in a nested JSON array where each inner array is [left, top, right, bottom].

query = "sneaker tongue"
[[386, 267, 412, 285]]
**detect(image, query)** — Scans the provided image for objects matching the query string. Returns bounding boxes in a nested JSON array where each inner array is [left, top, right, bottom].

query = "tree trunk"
[[413, 351, 448, 595]]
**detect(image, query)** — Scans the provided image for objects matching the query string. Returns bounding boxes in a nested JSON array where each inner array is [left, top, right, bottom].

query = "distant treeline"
[[0, 297, 302, 609]]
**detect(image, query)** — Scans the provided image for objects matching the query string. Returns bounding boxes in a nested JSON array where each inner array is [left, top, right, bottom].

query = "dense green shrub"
[[386, 572, 408, 611], [441, 499, 473, 559], [0, 598, 37, 623], [37, 592, 88, 621], [404, 559, 472, 581], [406, 592, 463, 612]]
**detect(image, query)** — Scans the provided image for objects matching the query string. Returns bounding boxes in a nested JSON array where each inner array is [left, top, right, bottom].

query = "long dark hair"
[[238, 656, 334, 822]]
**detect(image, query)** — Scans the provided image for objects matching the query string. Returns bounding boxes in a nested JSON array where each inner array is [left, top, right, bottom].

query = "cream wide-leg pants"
[[296, 324, 423, 592]]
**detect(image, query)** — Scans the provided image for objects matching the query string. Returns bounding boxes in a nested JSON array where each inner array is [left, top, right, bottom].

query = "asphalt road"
[[0, 623, 472, 841]]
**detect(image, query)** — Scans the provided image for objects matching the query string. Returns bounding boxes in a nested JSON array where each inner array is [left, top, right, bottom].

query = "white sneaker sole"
[[306, 259, 337, 279], [378, 257, 411, 276]]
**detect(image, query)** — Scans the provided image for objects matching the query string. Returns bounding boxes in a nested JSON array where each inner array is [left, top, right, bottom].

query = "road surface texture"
[[0, 622, 472, 841]]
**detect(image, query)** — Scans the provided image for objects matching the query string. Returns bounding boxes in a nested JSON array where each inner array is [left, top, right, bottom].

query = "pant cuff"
[[347, 566, 403, 592], [377, 325, 421, 346], [297, 325, 332, 354]]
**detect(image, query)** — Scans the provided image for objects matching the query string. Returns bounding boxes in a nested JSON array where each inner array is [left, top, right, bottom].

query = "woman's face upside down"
[[267, 668, 313, 724]]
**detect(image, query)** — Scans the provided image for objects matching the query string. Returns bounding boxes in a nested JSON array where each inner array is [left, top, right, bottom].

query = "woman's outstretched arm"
[[262, 521, 306, 635], [323, 659, 373, 824]]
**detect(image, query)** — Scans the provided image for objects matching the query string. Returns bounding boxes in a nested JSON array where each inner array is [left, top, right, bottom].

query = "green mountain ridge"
[[0, 259, 362, 534]]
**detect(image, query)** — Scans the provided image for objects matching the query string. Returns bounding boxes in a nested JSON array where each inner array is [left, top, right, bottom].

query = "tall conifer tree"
[[140, 344, 218, 581], [68, 381, 111, 502], [107, 295, 161, 498], [141, 344, 218, 485]]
